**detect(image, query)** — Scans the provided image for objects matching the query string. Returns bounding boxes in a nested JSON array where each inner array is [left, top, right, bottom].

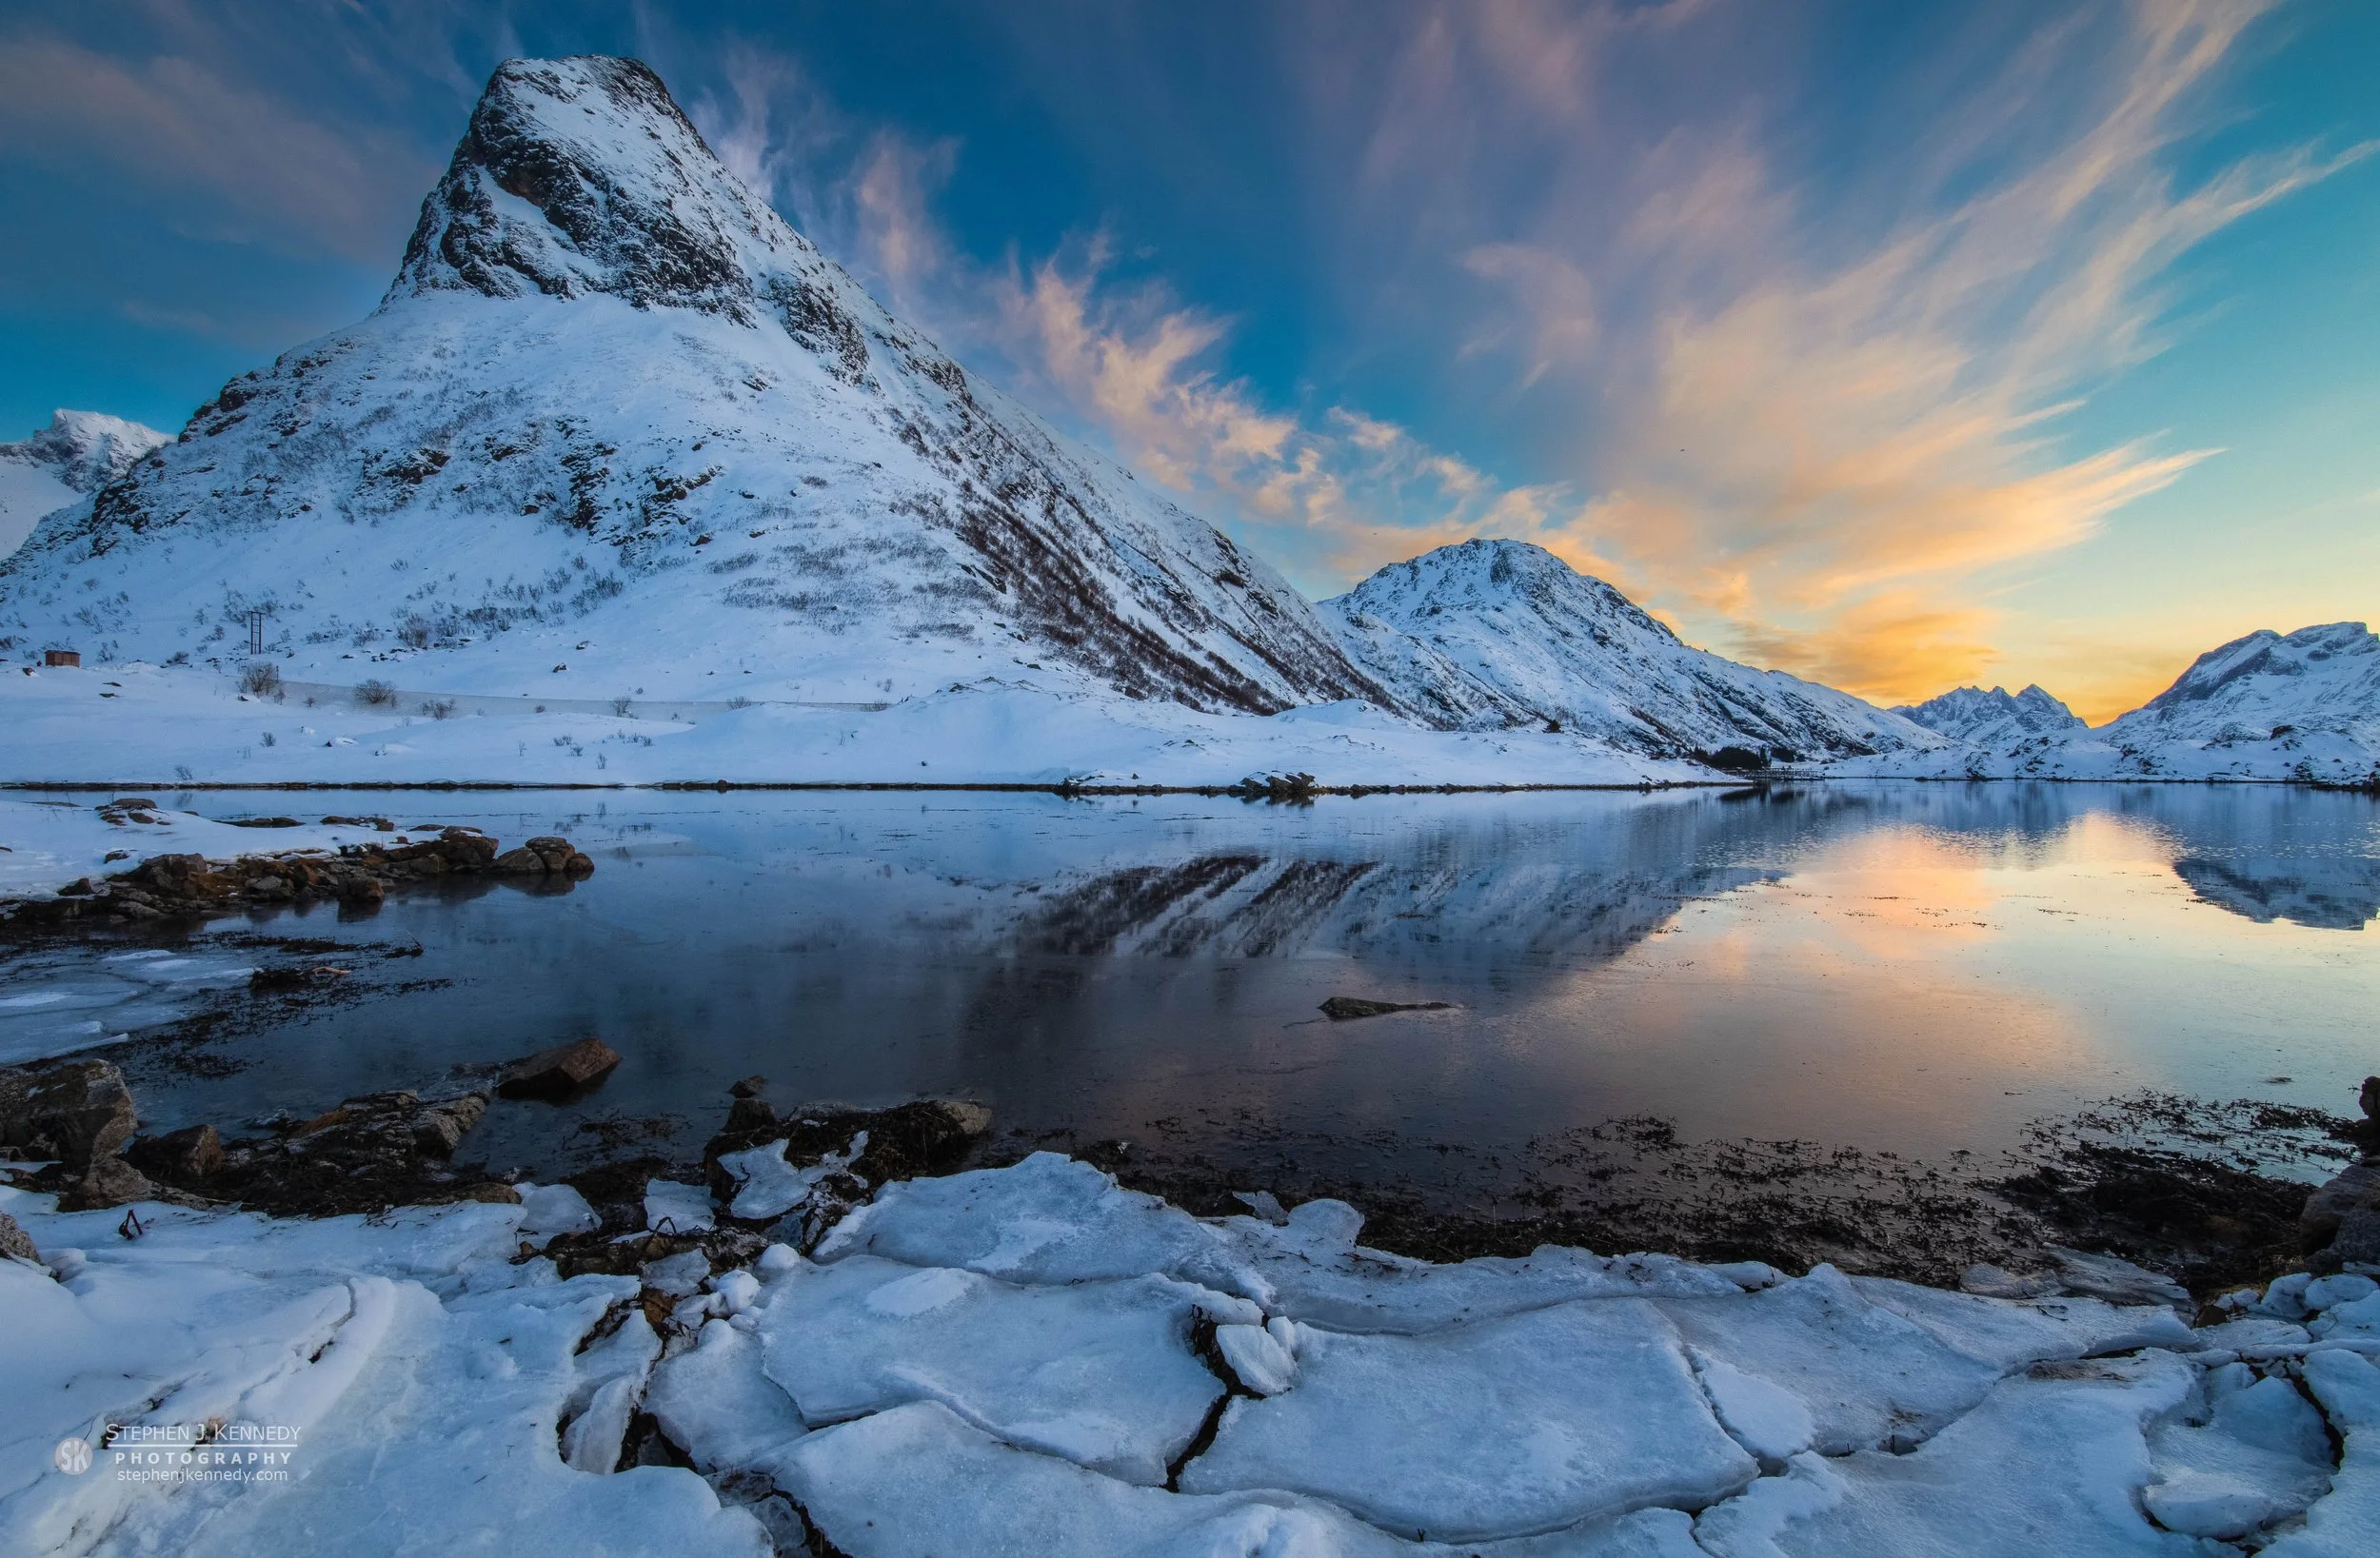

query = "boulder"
[[2302, 1162, 2380, 1250], [0, 1210, 37, 1263], [2333, 1207, 2380, 1269], [497, 1037, 623, 1098], [55, 1154, 155, 1212], [288, 1090, 490, 1161], [0, 1057, 138, 1166], [128, 1123, 226, 1182]]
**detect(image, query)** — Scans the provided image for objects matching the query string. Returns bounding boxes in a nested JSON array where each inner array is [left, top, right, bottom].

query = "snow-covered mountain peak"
[[1, 410, 168, 493], [0, 410, 169, 560], [0, 56, 1377, 714], [1339, 538, 1683, 648], [1323, 539, 1944, 760], [1894, 683, 2086, 744], [389, 55, 805, 322]]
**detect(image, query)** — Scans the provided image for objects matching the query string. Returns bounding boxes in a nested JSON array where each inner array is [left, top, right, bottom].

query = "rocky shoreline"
[[6, 1030, 2376, 1314], [0, 799, 593, 932]]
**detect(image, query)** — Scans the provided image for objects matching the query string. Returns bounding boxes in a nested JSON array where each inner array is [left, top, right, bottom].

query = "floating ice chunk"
[[642, 1249, 712, 1298], [562, 1374, 642, 1473], [644, 1318, 809, 1476], [1693, 1350, 1815, 1463], [1180, 1297, 1757, 1541], [710, 1269, 762, 1315], [718, 1131, 866, 1220], [2044, 1246, 2192, 1311], [2257, 1272, 2315, 1320], [644, 1178, 714, 1233], [1215, 1321, 1298, 1395], [2305, 1274, 2378, 1311], [1703, 1351, 2199, 1556], [517, 1181, 601, 1236], [758, 1252, 1250, 1484], [2192, 1313, 2313, 1352], [2311, 1291, 2380, 1339], [782, 1398, 1707, 1558], [1233, 1189, 1289, 1224], [1850, 1273, 2194, 1370], [2143, 1372, 2331, 1538], [1657, 1266, 2000, 1455], [812, 1152, 1260, 1298]]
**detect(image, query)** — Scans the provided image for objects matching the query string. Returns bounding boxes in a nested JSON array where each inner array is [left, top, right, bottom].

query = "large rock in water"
[[498, 1037, 622, 1098], [0, 55, 1376, 716]]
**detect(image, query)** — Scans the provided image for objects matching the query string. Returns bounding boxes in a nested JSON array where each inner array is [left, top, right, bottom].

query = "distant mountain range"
[[0, 54, 2370, 788], [1894, 684, 2085, 745]]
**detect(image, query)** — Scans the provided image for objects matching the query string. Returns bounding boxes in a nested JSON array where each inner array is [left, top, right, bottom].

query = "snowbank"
[[0, 661, 1710, 789], [4, 1152, 2375, 1555]]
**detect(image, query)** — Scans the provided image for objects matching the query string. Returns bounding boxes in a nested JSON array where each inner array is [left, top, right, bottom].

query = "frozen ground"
[[0, 661, 1707, 789], [4, 1152, 2376, 1556]]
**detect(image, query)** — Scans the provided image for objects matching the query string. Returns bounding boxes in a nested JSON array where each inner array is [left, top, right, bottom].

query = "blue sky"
[[2, 0, 2373, 717]]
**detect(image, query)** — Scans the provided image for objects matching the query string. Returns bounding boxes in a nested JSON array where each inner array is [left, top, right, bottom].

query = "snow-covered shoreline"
[[4, 1149, 2377, 1557]]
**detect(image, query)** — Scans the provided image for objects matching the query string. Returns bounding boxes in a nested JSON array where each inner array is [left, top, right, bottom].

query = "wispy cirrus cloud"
[[635, 6, 2366, 716]]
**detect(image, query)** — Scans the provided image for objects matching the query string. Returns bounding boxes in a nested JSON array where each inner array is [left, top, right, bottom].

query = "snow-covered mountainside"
[[1843, 622, 2380, 785], [1894, 684, 2086, 745], [2103, 622, 2380, 749], [0, 410, 167, 559], [1321, 540, 1946, 761], [0, 57, 1372, 714]]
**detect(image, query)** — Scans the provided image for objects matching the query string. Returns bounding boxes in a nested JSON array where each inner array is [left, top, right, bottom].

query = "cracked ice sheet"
[[2142, 1363, 2332, 1540], [814, 1152, 1261, 1298], [0, 1189, 761, 1558], [1, 1185, 531, 1548], [1696, 1351, 2211, 1558], [757, 1253, 1253, 1484], [82, 1279, 767, 1558], [1180, 1297, 1756, 1542], [784, 1400, 1709, 1558], [2262, 1350, 2380, 1558], [1848, 1275, 2195, 1371], [1206, 1200, 1751, 1335], [1654, 1265, 2003, 1455]]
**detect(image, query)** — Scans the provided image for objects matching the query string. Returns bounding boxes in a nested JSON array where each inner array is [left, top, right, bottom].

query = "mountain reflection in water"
[[3, 782, 2371, 1194]]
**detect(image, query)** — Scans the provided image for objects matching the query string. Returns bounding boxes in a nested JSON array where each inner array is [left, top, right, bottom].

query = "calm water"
[[5, 783, 2376, 1189]]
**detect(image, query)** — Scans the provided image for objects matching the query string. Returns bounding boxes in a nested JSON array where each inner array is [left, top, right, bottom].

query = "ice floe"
[[3, 1153, 2376, 1555]]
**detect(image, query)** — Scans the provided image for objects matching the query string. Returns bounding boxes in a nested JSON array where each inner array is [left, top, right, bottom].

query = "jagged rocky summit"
[[1321, 539, 1944, 761], [0, 57, 1372, 714], [1895, 684, 2087, 745], [0, 411, 167, 559]]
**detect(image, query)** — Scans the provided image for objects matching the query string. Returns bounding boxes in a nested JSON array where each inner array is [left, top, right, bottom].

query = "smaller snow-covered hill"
[[2102, 622, 2380, 749], [0, 411, 167, 558], [1321, 540, 1946, 761], [1894, 684, 2086, 746]]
